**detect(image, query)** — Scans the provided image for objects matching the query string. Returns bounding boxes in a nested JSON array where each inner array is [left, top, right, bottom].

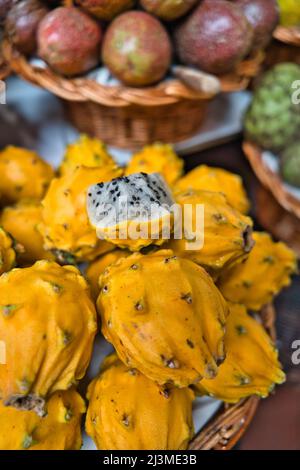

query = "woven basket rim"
[[2, 40, 264, 107], [190, 303, 276, 450], [273, 25, 300, 46], [243, 141, 300, 219]]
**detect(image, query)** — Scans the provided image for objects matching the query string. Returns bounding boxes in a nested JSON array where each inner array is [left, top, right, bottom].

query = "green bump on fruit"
[[281, 143, 300, 188], [245, 63, 300, 153]]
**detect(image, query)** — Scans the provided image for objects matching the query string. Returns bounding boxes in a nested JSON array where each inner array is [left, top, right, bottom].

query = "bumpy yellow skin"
[[0, 200, 54, 266], [0, 147, 54, 204], [86, 354, 194, 450], [167, 190, 254, 277], [218, 232, 297, 311], [0, 389, 85, 450], [175, 166, 250, 214], [0, 260, 97, 415], [0, 227, 15, 275], [97, 250, 229, 387], [59, 135, 116, 176], [125, 144, 184, 186], [195, 303, 285, 403], [41, 165, 121, 262], [97, 212, 174, 252], [278, 0, 300, 26], [86, 250, 130, 300]]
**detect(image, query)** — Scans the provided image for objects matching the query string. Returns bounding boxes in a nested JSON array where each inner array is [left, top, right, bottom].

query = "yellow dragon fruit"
[[125, 143, 184, 186], [86, 354, 194, 450], [218, 232, 297, 310], [195, 303, 285, 403], [0, 146, 54, 204], [0, 389, 85, 450], [97, 249, 229, 387], [0, 227, 16, 275], [175, 165, 250, 214], [87, 173, 175, 252], [59, 135, 115, 176], [167, 190, 254, 277], [0, 260, 97, 416], [0, 200, 54, 266], [41, 165, 121, 262], [86, 249, 130, 300]]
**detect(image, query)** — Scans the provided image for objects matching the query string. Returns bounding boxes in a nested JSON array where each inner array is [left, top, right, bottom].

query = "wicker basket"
[[3, 40, 264, 149], [190, 303, 275, 450], [243, 141, 300, 219], [255, 185, 300, 258], [265, 26, 300, 68], [273, 26, 300, 46]]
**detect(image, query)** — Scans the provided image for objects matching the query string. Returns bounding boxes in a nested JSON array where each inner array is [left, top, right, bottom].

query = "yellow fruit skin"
[[0, 260, 97, 415], [86, 354, 194, 450], [97, 213, 174, 252], [0, 389, 85, 450], [125, 144, 184, 186], [0, 200, 54, 266], [278, 0, 300, 26], [218, 232, 297, 311], [97, 249, 229, 387], [59, 135, 116, 176], [86, 250, 130, 300], [175, 165, 250, 214], [41, 165, 122, 262], [0, 147, 54, 204], [195, 303, 285, 403], [0, 228, 15, 275], [167, 190, 254, 277]]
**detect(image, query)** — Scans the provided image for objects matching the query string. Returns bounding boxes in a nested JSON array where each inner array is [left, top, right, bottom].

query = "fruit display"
[[75, 0, 135, 21], [0, 200, 54, 265], [166, 190, 253, 276], [0, 261, 97, 416], [278, 0, 300, 27], [102, 11, 172, 87], [232, 0, 279, 50], [41, 165, 121, 262], [195, 303, 285, 403], [218, 232, 297, 310], [59, 135, 115, 176], [174, 0, 254, 75], [87, 173, 175, 251], [86, 354, 194, 450], [97, 249, 229, 387], [0, 389, 85, 450], [280, 142, 300, 188], [0, 146, 54, 204], [140, 0, 198, 21], [86, 249, 130, 300], [37, 7, 103, 77], [125, 143, 183, 186], [175, 165, 250, 214], [0, 135, 295, 450], [245, 63, 300, 153], [5, 0, 48, 55], [0, 227, 15, 274], [2, 0, 279, 86], [244, 61, 300, 203]]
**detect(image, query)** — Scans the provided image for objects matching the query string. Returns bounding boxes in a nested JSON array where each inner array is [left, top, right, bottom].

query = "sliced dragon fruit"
[[87, 172, 175, 251]]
